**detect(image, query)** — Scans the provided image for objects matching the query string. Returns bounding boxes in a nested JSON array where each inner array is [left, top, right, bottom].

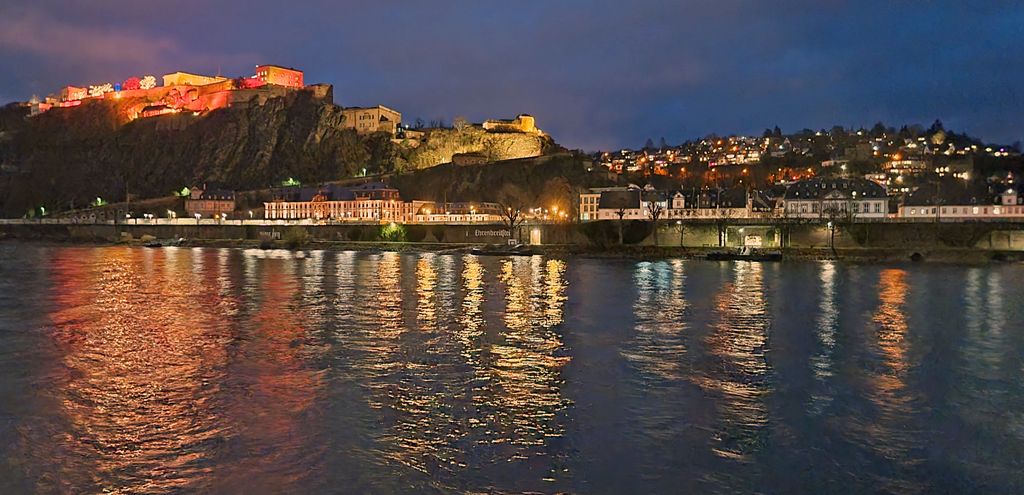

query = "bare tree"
[[822, 202, 854, 256], [615, 207, 627, 245], [646, 198, 664, 245], [453, 116, 470, 132], [714, 206, 735, 247], [500, 205, 525, 230], [496, 183, 530, 242]]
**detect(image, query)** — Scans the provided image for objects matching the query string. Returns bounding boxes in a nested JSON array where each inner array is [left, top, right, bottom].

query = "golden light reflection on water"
[[7, 247, 1024, 493], [861, 268, 920, 492], [874, 269, 910, 379], [348, 254, 570, 488], [479, 257, 569, 452], [415, 254, 438, 330], [41, 247, 236, 494], [701, 262, 770, 463], [458, 254, 486, 361]]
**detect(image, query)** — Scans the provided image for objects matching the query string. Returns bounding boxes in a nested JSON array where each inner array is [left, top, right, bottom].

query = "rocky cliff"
[[399, 127, 551, 169], [0, 91, 556, 217], [0, 90, 385, 216]]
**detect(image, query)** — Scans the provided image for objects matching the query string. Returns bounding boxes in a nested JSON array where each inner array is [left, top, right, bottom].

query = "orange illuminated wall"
[[255, 65, 303, 88], [60, 86, 87, 102]]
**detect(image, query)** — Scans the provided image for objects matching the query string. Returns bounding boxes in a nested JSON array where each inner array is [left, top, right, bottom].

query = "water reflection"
[[809, 261, 838, 414], [860, 268, 921, 493], [334, 254, 571, 491], [3, 248, 1024, 493], [700, 261, 771, 491], [41, 248, 235, 493], [482, 258, 569, 455], [623, 260, 688, 382]]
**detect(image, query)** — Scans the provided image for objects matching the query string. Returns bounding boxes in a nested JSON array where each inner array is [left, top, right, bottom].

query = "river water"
[[0, 245, 1022, 494]]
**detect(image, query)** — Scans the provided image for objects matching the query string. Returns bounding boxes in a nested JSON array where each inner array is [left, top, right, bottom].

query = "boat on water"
[[705, 247, 782, 262], [143, 238, 185, 248], [470, 244, 535, 256]]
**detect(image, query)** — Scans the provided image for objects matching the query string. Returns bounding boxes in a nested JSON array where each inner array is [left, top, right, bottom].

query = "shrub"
[[380, 222, 407, 242]]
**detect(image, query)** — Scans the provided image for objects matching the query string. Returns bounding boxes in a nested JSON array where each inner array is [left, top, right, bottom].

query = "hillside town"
[[4, 67, 1024, 247]]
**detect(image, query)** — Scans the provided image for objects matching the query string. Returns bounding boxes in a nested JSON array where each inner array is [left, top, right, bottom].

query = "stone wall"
[[5, 221, 1024, 251], [402, 127, 543, 169]]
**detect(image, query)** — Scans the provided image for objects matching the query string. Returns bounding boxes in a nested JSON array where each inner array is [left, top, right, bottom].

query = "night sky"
[[1, 1, 1021, 150]]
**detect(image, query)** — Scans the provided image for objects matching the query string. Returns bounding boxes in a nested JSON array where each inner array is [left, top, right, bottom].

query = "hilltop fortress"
[[23, 66, 546, 149], [28, 65, 339, 124]]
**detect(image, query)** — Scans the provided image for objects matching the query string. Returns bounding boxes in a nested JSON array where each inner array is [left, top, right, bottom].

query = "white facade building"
[[783, 178, 888, 219]]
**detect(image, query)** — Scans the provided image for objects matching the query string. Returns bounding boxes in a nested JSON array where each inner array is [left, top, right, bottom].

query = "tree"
[[122, 77, 141, 91], [88, 83, 114, 97], [659, 137, 668, 150], [496, 183, 530, 241], [364, 132, 398, 174], [773, 125, 782, 137], [139, 75, 157, 90], [539, 176, 573, 219], [646, 196, 664, 245], [453, 116, 470, 131], [615, 207, 627, 245], [644, 138, 655, 150], [413, 118, 425, 129], [822, 202, 854, 256]]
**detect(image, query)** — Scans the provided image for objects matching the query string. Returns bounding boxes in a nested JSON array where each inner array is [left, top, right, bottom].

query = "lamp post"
[[194, 213, 201, 225]]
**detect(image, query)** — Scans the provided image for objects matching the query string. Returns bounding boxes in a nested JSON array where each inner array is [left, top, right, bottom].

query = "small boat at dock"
[[470, 244, 535, 256], [705, 247, 782, 262]]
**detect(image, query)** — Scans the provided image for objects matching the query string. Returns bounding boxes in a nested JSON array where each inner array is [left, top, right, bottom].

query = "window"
[[812, 203, 819, 213], [874, 202, 881, 213]]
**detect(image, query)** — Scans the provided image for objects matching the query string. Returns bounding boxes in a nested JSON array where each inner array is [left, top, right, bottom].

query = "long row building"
[[579, 178, 1024, 222], [264, 182, 504, 223]]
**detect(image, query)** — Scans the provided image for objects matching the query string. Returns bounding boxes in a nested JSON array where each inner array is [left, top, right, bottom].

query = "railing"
[[5, 216, 1024, 226]]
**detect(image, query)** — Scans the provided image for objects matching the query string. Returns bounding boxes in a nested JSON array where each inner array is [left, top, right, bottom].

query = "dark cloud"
[[1, 1, 1020, 149]]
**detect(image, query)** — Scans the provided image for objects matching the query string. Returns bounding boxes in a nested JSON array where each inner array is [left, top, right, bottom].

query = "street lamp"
[[194, 213, 201, 224]]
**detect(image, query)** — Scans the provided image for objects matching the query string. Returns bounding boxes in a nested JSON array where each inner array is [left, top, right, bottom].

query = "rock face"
[[0, 90, 558, 217], [0, 91, 387, 216], [400, 127, 550, 170]]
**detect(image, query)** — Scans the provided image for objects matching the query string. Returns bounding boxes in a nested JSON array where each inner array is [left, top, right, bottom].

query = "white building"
[[580, 185, 773, 222], [783, 177, 888, 219], [899, 187, 1024, 220]]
